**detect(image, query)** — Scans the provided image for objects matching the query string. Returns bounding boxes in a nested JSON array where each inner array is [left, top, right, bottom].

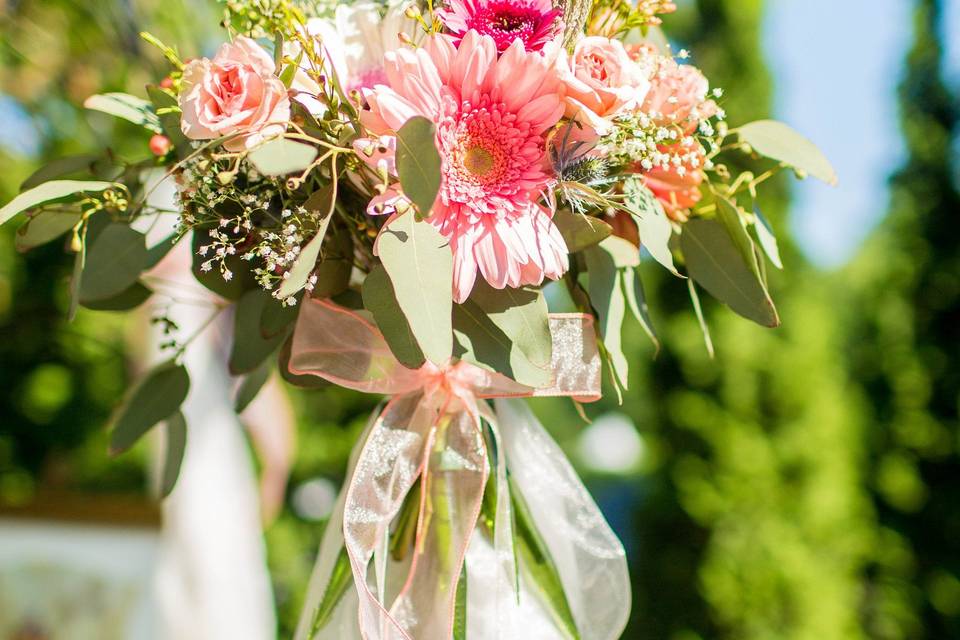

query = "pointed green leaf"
[[715, 196, 761, 279], [453, 564, 468, 640], [278, 186, 335, 297], [396, 116, 442, 216], [79, 223, 149, 302], [230, 289, 289, 375], [234, 360, 272, 413], [309, 547, 353, 636], [160, 411, 187, 498], [622, 267, 660, 354], [511, 477, 581, 640], [1, 180, 114, 227], [363, 264, 426, 368], [680, 218, 779, 327], [110, 361, 190, 455], [84, 93, 162, 133], [248, 138, 318, 176], [738, 119, 837, 185], [622, 178, 679, 275], [583, 242, 629, 391], [377, 213, 453, 365], [15, 211, 83, 252], [687, 279, 715, 358], [751, 205, 783, 269], [553, 209, 613, 253]]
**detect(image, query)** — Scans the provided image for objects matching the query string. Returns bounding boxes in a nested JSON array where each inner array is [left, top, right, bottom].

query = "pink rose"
[[642, 57, 716, 134], [180, 36, 291, 152], [561, 37, 650, 134]]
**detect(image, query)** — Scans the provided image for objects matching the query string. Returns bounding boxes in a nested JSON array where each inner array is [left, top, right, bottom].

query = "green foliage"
[[248, 138, 319, 177], [377, 212, 453, 365], [110, 361, 190, 455], [737, 120, 838, 185], [395, 116, 443, 218]]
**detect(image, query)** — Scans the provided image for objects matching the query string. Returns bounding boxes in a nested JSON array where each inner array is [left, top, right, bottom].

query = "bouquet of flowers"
[[0, 0, 834, 637]]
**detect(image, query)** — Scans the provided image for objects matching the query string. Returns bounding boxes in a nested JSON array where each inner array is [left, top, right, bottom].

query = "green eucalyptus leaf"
[[1, 180, 115, 227], [622, 178, 679, 275], [278, 185, 335, 298], [738, 119, 837, 185], [453, 299, 551, 388], [470, 280, 552, 369], [715, 197, 761, 279], [363, 265, 425, 369], [309, 547, 353, 635], [21, 154, 99, 190], [396, 116, 442, 216], [377, 213, 453, 365], [160, 411, 187, 498], [81, 281, 153, 311], [310, 223, 354, 298], [234, 360, 272, 413], [260, 296, 300, 339], [622, 267, 659, 354], [79, 223, 149, 302], [751, 205, 783, 269], [15, 211, 82, 252], [680, 217, 780, 327], [110, 361, 190, 455], [230, 289, 289, 375], [553, 209, 613, 253], [145, 233, 179, 269], [278, 336, 331, 389], [248, 138, 318, 176], [583, 242, 629, 391], [84, 92, 162, 133]]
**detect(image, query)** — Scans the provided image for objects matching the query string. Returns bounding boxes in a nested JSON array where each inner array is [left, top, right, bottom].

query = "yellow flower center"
[[463, 145, 495, 177]]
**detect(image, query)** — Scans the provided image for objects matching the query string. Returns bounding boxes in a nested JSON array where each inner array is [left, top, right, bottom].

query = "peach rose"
[[561, 37, 650, 134], [642, 57, 716, 134], [180, 36, 291, 152]]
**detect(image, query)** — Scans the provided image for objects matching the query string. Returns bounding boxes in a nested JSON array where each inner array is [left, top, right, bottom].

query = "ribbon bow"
[[290, 298, 630, 640]]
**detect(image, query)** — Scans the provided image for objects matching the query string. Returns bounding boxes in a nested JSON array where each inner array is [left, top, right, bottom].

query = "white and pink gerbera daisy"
[[360, 31, 569, 302], [437, 0, 562, 53]]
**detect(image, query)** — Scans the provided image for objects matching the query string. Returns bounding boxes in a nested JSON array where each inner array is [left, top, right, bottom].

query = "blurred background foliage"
[[0, 0, 957, 638]]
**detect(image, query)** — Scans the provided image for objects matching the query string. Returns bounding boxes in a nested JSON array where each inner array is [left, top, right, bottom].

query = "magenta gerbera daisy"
[[437, 0, 563, 53], [360, 31, 569, 302]]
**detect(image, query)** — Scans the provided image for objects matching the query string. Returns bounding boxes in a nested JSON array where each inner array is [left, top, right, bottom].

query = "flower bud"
[[149, 134, 172, 156]]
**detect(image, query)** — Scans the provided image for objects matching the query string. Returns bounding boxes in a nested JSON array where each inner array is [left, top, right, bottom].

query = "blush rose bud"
[[149, 134, 172, 156]]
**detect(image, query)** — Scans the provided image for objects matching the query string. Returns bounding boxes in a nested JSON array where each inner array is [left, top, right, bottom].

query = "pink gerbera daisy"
[[437, 0, 562, 53], [360, 31, 569, 302]]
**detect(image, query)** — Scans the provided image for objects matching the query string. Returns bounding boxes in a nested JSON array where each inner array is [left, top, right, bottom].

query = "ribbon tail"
[[495, 398, 631, 640], [388, 407, 487, 639]]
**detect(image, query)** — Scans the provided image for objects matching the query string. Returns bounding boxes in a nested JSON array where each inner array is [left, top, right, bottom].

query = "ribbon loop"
[[291, 298, 627, 640]]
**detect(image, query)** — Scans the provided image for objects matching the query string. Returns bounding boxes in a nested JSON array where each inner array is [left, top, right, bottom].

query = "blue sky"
[[764, 0, 959, 268]]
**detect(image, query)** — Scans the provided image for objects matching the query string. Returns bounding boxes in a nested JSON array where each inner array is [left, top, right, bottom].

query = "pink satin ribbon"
[[289, 298, 605, 640]]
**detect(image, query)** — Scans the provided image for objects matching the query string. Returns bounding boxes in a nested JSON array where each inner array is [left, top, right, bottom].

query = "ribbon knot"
[[289, 298, 629, 640]]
